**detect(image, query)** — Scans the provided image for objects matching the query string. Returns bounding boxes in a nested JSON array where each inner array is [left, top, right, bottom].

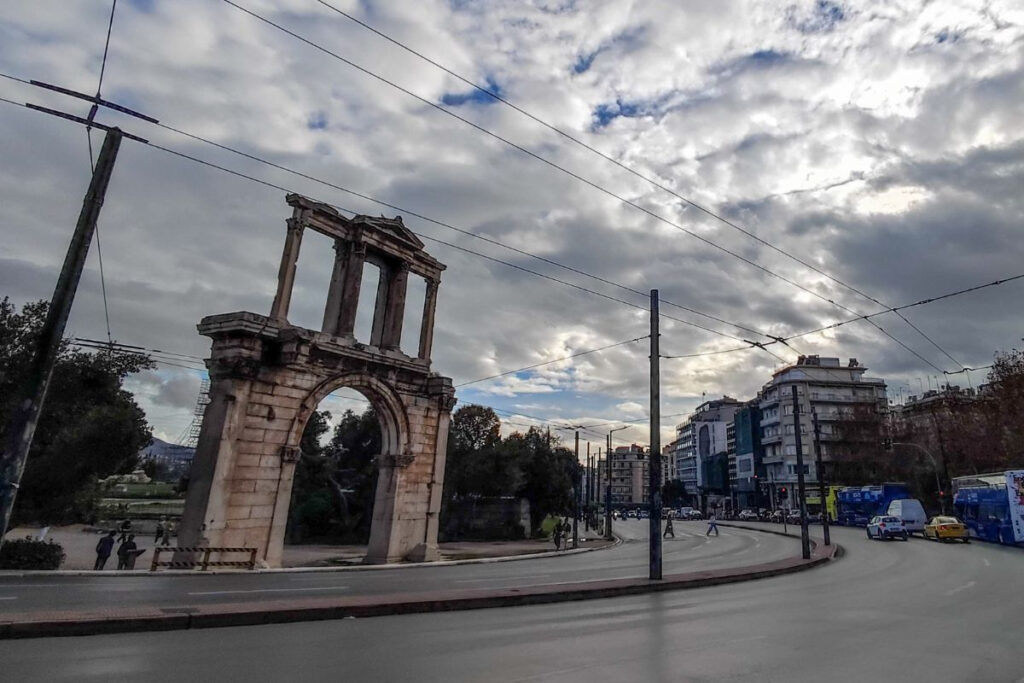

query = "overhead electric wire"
[[318, 0, 963, 371], [3, 70, 797, 356], [221, 0, 943, 372], [7, 81, 1011, 379], [148, 119, 773, 344]]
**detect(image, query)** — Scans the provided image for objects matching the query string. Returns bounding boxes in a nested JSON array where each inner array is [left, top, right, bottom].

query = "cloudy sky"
[[2, 0, 1022, 453]]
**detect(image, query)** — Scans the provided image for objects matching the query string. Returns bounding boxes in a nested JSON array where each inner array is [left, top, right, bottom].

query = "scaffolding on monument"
[[183, 378, 210, 450]]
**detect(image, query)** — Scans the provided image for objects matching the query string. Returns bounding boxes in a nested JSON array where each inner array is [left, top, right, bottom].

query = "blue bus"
[[835, 483, 913, 527], [952, 473, 1021, 546]]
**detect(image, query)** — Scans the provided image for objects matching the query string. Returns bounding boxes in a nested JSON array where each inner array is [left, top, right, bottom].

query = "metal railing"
[[149, 546, 258, 571]]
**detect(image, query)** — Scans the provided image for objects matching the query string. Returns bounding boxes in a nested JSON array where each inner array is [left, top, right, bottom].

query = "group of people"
[[93, 516, 176, 571]]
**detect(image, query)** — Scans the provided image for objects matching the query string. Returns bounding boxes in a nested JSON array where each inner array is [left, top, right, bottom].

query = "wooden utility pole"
[[0, 129, 123, 548], [649, 290, 662, 580]]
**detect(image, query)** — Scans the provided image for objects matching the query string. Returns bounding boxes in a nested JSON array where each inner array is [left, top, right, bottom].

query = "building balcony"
[[761, 434, 782, 445]]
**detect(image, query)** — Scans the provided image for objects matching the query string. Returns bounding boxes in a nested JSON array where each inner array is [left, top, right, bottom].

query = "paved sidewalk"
[[3, 525, 612, 572], [0, 528, 838, 639]]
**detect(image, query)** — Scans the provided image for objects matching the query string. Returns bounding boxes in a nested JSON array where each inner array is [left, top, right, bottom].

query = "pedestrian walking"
[[154, 516, 166, 544], [116, 534, 138, 570], [94, 530, 116, 570], [706, 513, 719, 537], [663, 514, 675, 539], [552, 520, 563, 551], [160, 520, 175, 546]]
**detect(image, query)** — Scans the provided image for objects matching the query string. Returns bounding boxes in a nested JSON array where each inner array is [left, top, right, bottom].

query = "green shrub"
[[0, 538, 66, 570]]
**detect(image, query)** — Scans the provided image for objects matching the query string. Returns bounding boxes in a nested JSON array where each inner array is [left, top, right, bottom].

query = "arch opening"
[[284, 387, 382, 555]]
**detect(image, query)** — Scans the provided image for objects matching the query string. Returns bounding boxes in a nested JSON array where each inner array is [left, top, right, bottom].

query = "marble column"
[[269, 217, 304, 322]]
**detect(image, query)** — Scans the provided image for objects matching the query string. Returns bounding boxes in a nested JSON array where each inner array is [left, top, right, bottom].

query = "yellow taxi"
[[923, 516, 970, 543]]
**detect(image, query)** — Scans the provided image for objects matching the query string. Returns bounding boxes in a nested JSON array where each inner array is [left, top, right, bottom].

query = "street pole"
[[649, 289, 662, 580], [573, 430, 579, 549], [811, 408, 831, 546], [0, 129, 122, 548], [605, 432, 613, 540], [585, 443, 591, 531], [605, 428, 626, 540], [791, 385, 811, 559]]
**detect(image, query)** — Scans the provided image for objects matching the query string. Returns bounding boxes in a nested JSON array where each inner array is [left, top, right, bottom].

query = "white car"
[[737, 509, 758, 521], [866, 515, 909, 541]]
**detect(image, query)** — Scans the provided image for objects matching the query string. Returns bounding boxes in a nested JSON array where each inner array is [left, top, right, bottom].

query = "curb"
[[0, 528, 838, 639], [0, 535, 623, 578]]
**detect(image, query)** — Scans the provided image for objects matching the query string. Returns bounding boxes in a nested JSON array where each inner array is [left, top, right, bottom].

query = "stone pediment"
[[350, 215, 425, 250]]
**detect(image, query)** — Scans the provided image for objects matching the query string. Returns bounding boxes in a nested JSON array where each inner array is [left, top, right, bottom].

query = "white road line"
[[983, 558, 991, 567], [0, 597, 17, 601], [187, 586, 348, 596], [944, 581, 976, 597], [454, 575, 552, 584]]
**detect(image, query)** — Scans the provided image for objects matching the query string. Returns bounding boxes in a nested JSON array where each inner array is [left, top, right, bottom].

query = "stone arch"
[[178, 194, 455, 567], [290, 372, 411, 463]]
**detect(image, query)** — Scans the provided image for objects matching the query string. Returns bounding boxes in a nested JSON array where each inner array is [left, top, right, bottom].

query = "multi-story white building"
[[759, 355, 887, 507], [674, 397, 743, 507]]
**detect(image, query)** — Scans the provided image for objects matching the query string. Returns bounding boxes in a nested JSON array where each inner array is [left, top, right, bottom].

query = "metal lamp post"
[[605, 426, 628, 540]]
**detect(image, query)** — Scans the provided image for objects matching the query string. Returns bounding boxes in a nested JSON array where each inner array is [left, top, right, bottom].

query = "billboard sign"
[[1006, 470, 1024, 543]]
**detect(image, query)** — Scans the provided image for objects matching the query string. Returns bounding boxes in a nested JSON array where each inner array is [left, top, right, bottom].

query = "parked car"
[[737, 509, 759, 521], [886, 498, 928, 534], [866, 515, 909, 541], [769, 510, 785, 523], [923, 516, 970, 543]]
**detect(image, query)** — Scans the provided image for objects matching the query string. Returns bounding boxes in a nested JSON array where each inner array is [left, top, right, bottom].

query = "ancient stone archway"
[[178, 194, 455, 566]]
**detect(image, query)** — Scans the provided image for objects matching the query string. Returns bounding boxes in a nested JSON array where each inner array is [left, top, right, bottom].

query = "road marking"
[[944, 581, 976, 597], [0, 597, 17, 601], [187, 586, 348, 596], [454, 575, 551, 584], [983, 558, 991, 567]]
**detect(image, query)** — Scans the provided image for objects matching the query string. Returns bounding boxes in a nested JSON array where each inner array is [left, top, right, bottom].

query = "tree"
[[286, 407, 381, 544], [444, 405, 519, 499], [511, 428, 579, 535], [0, 298, 153, 524]]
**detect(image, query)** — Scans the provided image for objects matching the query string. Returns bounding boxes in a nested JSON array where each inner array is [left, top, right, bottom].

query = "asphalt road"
[[0, 520, 791, 612], [2, 524, 1020, 682]]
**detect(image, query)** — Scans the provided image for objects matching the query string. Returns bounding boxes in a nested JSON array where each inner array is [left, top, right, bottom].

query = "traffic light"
[[779, 486, 788, 500]]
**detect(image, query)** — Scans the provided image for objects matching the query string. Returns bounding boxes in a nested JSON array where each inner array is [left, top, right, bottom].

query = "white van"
[[886, 498, 927, 533]]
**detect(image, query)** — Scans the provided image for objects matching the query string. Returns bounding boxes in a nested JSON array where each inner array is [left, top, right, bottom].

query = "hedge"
[[0, 538, 66, 570]]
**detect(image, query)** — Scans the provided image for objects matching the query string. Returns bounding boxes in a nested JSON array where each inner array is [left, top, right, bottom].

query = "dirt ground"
[[3, 526, 612, 571]]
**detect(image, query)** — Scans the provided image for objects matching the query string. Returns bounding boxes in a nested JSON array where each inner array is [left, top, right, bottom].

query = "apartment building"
[[759, 355, 887, 508]]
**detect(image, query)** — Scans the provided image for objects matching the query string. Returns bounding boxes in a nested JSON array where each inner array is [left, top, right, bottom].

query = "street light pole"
[[573, 431, 579, 549], [606, 426, 627, 540]]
